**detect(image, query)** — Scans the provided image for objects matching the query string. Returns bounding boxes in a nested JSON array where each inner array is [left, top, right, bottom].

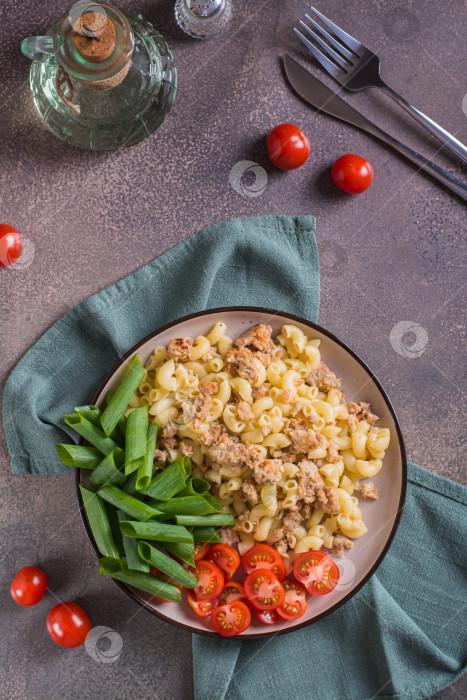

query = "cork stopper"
[[71, 11, 116, 63]]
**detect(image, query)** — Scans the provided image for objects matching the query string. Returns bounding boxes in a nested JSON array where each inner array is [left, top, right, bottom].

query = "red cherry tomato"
[[331, 153, 373, 194], [0, 224, 22, 267], [254, 607, 279, 625], [244, 569, 285, 611], [206, 544, 240, 581], [219, 581, 249, 606], [150, 566, 184, 602], [194, 542, 210, 562], [46, 602, 91, 648], [293, 551, 339, 596], [193, 560, 224, 601], [187, 589, 219, 617], [210, 601, 251, 637], [10, 566, 48, 606], [266, 123, 311, 170], [277, 579, 307, 620], [242, 544, 286, 582]]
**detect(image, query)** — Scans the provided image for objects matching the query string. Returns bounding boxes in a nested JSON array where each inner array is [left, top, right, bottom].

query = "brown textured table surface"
[[1, 1, 466, 698]]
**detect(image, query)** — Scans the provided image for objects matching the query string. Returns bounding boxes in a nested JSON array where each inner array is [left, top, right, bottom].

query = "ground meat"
[[290, 401, 303, 417], [167, 337, 193, 361], [315, 486, 341, 514], [347, 401, 379, 425], [235, 324, 273, 351], [237, 400, 255, 422], [283, 510, 303, 532], [231, 347, 266, 386], [202, 346, 216, 362], [252, 385, 268, 401], [286, 419, 326, 454], [285, 532, 297, 549], [297, 459, 325, 503], [346, 413, 359, 431], [181, 392, 212, 424], [252, 458, 284, 485], [300, 503, 312, 520], [219, 528, 239, 547], [326, 439, 340, 463], [330, 531, 354, 557], [306, 361, 341, 391], [361, 482, 379, 499], [271, 527, 284, 542], [161, 436, 176, 450], [241, 480, 259, 504], [200, 381, 219, 395], [162, 422, 178, 439], [199, 422, 225, 446], [178, 441, 193, 457], [274, 538, 289, 558], [270, 450, 297, 463], [209, 434, 264, 473], [154, 448, 167, 463]]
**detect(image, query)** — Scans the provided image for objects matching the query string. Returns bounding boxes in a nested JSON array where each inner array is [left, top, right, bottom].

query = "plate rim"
[[75, 305, 407, 639]]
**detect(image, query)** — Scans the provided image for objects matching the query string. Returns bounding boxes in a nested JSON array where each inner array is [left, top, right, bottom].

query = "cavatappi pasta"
[[128, 323, 390, 560]]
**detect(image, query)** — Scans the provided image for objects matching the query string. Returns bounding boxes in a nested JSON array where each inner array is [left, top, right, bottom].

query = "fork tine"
[[299, 19, 350, 69], [303, 14, 354, 61], [310, 6, 362, 54], [293, 28, 342, 78]]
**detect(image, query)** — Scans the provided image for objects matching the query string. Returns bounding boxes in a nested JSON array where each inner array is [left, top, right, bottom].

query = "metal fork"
[[294, 7, 467, 163]]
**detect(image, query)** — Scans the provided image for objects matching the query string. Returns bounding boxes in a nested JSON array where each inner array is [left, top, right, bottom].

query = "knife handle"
[[357, 117, 467, 202]]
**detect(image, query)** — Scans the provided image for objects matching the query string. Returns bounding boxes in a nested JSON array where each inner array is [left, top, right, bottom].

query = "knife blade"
[[283, 54, 467, 202]]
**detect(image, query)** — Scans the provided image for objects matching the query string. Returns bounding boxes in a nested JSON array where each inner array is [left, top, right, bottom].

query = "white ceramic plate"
[[77, 307, 406, 638]]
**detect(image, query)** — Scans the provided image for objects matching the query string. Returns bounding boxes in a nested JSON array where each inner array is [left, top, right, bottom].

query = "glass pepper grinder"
[[21, 1, 177, 151], [175, 0, 233, 39]]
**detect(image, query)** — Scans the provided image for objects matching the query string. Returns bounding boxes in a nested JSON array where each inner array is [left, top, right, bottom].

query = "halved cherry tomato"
[[194, 542, 210, 562], [151, 566, 183, 602], [0, 224, 22, 267], [10, 566, 48, 606], [277, 579, 307, 620], [254, 607, 279, 625], [331, 153, 373, 194], [219, 581, 249, 606], [293, 551, 339, 596], [193, 560, 224, 601], [266, 123, 311, 170], [187, 589, 219, 617], [210, 601, 251, 637], [242, 544, 286, 582], [46, 602, 91, 648], [244, 569, 285, 611], [206, 544, 240, 581]]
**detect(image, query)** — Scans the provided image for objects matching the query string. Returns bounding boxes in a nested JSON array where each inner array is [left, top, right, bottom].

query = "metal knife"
[[283, 54, 467, 203]]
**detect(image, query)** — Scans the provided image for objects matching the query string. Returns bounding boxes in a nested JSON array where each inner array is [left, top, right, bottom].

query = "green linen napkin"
[[3, 214, 466, 700], [2, 215, 318, 474], [193, 462, 467, 700]]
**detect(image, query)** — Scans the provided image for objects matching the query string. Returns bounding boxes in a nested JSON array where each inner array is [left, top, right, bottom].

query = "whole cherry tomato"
[[0, 224, 22, 267], [331, 153, 373, 194], [46, 602, 91, 648], [266, 123, 311, 170], [10, 566, 48, 606]]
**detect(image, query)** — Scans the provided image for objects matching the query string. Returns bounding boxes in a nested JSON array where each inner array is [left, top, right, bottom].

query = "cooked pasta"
[[130, 322, 390, 559]]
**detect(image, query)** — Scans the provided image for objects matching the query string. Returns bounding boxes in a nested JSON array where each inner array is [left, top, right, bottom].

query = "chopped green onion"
[[116, 510, 149, 572], [137, 542, 197, 588], [175, 514, 236, 527], [90, 447, 126, 490], [119, 520, 193, 544], [65, 414, 119, 456], [179, 456, 192, 479], [79, 485, 119, 558], [192, 526, 221, 543], [75, 406, 123, 446], [100, 355, 145, 436], [202, 494, 223, 512], [125, 406, 148, 474], [148, 496, 217, 518], [136, 423, 158, 491], [176, 477, 211, 497], [106, 502, 125, 557], [163, 541, 195, 567], [55, 444, 102, 469], [125, 456, 144, 476], [141, 461, 186, 501], [121, 470, 140, 497], [104, 391, 127, 437], [97, 484, 161, 522], [99, 557, 181, 602]]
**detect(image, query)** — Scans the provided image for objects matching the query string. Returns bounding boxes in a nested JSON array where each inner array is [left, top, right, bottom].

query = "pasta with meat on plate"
[[127, 322, 390, 564]]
